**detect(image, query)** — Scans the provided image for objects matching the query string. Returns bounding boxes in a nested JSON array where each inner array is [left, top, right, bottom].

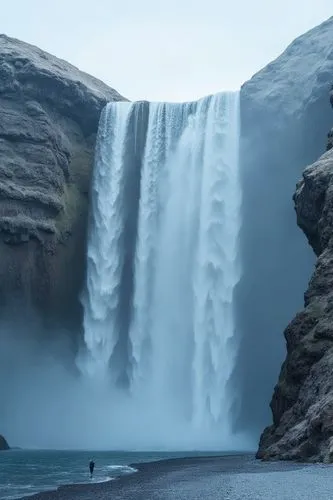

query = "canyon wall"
[[0, 34, 125, 337], [234, 16, 333, 437], [256, 87, 333, 462]]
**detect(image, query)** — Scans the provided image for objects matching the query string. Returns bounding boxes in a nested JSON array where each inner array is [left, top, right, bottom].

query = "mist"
[[0, 320, 256, 451]]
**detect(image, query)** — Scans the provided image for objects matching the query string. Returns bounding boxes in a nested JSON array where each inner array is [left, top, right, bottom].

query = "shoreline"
[[20, 454, 248, 499], [20, 453, 308, 500]]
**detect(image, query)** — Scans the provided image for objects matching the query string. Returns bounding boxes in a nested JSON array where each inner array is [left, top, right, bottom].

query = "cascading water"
[[79, 92, 242, 449]]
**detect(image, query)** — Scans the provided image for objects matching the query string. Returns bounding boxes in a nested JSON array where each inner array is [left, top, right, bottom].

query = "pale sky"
[[1, 1, 332, 101]]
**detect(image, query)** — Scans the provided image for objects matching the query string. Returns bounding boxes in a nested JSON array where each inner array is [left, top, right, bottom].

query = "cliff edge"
[[257, 90, 333, 462], [0, 34, 125, 330]]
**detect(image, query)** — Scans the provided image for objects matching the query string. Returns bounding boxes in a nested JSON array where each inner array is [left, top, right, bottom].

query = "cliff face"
[[234, 16, 333, 434], [0, 35, 125, 331], [257, 87, 333, 462]]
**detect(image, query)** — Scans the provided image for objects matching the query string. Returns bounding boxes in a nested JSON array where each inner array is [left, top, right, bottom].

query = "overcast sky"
[[1, 1, 332, 101]]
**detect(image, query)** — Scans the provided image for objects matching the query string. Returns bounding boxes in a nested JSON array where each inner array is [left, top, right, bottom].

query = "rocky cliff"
[[0, 35, 125, 332], [234, 16, 333, 435], [0, 434, 9, 450], [257, 81, 333, 462]]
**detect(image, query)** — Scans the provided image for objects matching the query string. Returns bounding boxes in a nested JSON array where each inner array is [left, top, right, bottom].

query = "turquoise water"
[[0, 450, 227, 499]]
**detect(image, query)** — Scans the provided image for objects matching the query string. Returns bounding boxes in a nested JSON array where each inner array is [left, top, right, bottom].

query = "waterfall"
[[80, 92, 242, 448]]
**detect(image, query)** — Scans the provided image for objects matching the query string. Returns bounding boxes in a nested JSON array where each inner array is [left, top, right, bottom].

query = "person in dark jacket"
[[89, 459, 95, 478]]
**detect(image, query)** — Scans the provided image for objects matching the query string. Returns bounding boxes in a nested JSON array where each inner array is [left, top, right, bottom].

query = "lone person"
[[89, 459, 95, 478]]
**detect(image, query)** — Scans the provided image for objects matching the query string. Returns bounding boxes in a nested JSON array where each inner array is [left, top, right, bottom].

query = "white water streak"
[[81, 102, 135, 377]]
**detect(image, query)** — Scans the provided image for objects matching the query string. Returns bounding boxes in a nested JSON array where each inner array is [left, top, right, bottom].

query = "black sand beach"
[[21, 454, 333, 500]]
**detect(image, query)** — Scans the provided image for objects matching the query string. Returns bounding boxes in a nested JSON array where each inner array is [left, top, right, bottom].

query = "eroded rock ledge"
[[0, 34, 125, 328], [257, 93, 333, 462]]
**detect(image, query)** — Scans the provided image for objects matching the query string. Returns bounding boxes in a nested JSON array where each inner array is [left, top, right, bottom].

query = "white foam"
[[106, 465, 138, 474]]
